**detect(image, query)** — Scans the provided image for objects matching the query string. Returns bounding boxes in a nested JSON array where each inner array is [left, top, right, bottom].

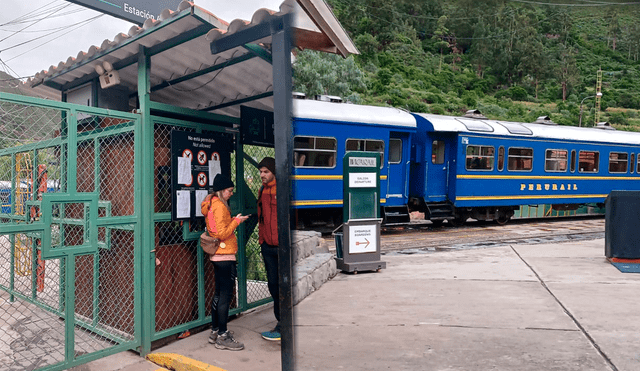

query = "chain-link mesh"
[[153, 124, 203, 333], [1, 98, 137, 370]]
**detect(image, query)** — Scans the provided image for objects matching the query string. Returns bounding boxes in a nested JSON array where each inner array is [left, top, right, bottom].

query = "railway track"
[[322, 216, 605, 254]]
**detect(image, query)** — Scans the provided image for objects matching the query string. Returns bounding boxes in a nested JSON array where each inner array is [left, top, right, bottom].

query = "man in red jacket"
[[257, 157, 281, 341]]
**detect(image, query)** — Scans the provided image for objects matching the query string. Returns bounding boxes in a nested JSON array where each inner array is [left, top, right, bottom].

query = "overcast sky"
[[0, 0, 285, 80]]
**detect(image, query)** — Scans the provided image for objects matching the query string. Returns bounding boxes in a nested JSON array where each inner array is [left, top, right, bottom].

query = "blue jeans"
[[261, 243, 280, 332], [211, 260, 236, 333]]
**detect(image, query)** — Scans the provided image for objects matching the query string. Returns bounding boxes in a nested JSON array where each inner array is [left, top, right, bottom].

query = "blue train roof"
[[293, 100, 417, 128], [413, 113, 640, 145]]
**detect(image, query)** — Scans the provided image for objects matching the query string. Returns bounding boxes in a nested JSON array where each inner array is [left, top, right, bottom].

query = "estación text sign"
[[65, 0, 183, 25]]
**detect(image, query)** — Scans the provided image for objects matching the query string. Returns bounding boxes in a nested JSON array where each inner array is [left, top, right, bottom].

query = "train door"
[[426, 134, 453, 201], [386, 132, 410, 204]]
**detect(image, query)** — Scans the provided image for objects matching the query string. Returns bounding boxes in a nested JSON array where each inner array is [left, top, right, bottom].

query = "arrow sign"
[[355, 238, 370, 249]]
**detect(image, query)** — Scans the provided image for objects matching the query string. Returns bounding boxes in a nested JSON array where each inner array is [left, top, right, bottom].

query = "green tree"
[[553, 43, 580, 101], [293, 50, 367, 99], [605, 8, 621, 51], [432, 15, 450, 71]]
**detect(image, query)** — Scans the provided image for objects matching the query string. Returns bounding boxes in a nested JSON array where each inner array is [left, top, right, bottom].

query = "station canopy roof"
[[25, 0, 358, 118]]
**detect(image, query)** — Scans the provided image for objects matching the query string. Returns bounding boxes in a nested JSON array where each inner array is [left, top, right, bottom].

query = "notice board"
[[170, 130, 232, 220]]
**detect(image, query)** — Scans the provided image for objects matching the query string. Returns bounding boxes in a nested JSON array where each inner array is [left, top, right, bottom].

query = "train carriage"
[[292, 99, 416, 227], [411, 111, 640, 225]]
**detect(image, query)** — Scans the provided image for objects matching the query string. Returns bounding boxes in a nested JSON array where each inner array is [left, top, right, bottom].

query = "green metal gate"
[[0, 93, 142, 370], [0, 92, 274, 370]]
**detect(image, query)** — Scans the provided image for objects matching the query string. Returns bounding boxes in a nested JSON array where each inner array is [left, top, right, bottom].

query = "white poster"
[[348, 224, 377, 254], [348, 172, 377, 188], [195, 190, 209, 217], [209, 153, 221, 186], [176, 190, 191, 218], [177, 156, 192, 185]]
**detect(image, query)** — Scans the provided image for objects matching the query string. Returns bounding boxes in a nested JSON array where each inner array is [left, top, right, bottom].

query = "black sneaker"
[[215, 331, 244, 351]]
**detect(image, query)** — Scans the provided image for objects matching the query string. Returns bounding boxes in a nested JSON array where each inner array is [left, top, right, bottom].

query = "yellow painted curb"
[[146, 353, 227, 371]]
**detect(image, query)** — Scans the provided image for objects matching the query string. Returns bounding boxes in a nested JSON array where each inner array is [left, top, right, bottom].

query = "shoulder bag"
[[200, 231, 220, 255]]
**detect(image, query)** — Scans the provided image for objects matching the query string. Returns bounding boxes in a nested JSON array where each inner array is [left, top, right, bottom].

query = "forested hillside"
[[293, 0, 640, 130]]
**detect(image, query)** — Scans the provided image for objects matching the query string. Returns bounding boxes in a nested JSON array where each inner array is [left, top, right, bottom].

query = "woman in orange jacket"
[[201, 174, 248, 351]]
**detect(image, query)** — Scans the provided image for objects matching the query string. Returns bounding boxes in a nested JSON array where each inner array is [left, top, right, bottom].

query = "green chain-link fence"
[[0, 94, 140, 370]]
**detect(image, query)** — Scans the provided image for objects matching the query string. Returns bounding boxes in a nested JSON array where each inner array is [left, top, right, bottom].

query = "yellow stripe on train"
[[291, 199, 387, 206]]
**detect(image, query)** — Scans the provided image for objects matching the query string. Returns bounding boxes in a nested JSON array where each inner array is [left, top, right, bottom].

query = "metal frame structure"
[[0, 10, 295, 371]]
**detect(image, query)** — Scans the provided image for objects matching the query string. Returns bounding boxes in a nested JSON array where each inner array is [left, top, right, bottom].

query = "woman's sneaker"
[[215, 331, 244, 351], [209, 329, 234, 344]]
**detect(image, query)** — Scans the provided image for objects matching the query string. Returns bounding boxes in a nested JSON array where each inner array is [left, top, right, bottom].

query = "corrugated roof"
[[25, 0, 357, 118]]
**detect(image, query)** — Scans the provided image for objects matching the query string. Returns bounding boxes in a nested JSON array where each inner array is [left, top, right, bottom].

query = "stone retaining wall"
[[291, 231, 337, 305]]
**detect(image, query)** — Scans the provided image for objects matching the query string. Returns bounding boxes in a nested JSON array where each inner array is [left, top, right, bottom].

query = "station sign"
[[343, 152, 380, 222], [335, 151, 386, 273], [65, 0, 182, 25], [348, 223, 377, 254]]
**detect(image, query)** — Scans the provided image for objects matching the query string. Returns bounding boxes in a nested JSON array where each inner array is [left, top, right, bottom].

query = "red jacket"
[[258, 179, 278, 246]]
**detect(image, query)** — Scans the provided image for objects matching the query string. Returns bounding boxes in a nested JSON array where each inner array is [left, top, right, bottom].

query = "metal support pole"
[[137, 45, 154, 356], [272, 13, 295, 371]]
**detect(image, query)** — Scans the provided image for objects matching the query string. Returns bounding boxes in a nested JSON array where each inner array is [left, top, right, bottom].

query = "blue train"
[[292, 97, 638, 227]]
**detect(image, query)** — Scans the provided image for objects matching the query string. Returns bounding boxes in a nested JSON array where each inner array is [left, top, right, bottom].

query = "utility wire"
[[5, 14, 104, 63], [0, 0, 61, 26], [0, 14, 103, 53], [0, 3, 70, 44]]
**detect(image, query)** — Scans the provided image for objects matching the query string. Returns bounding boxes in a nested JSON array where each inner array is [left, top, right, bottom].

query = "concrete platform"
[[82, 238, 640, 370]]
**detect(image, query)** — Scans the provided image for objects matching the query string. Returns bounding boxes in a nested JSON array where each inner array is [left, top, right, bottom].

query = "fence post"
[[137, 45, 154, 356]]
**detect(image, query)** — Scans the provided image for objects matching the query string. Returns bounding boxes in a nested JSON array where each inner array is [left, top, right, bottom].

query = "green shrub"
[[430, 104, 445, 115]]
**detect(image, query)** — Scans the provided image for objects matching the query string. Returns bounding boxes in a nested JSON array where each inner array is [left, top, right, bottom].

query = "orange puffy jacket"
[[202, 195, 240, 256]]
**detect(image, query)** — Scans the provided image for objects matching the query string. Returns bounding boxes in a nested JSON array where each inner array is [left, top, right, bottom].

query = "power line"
[[0, 0, 61, 26], [0, 3, 71, 44], [5, 14, 104, 63]]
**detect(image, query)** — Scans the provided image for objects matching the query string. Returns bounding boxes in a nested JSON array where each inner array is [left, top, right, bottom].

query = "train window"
[[465, 145, 494, 171], [631, 154, 635, 174], [608, 152, 628, 173], [345, 139, 385, 168], [507, 147, 533, 171], [637, 155, 640, 173], [498, 146, 505, 171], [578, 150, 599, 173], [294, 136, 337, 168], [545, 149, 568, 172], [432, 141, 445, 165], [570, 150, 576, 172], [389, 139, 402, 164]]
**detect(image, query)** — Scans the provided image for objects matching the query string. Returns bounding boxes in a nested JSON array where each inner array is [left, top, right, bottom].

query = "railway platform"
[[81, 237, 639, 371]]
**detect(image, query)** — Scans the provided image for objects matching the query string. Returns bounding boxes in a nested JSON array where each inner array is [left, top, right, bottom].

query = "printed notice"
[[348, 224, 377, 254], [348, 172, 377, 188], [195, 190, 209, 216], [176, 190, 191, 218], [209, 157, 221, 186], [177, 157, 191, 185]]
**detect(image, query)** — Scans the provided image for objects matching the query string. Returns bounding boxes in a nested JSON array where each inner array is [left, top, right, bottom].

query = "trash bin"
[[605, 190, 640, 259], [332, 224, 343, 259]]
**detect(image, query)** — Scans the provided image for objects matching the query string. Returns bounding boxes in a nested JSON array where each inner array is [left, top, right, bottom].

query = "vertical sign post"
[[336, 152, 386, 273]]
